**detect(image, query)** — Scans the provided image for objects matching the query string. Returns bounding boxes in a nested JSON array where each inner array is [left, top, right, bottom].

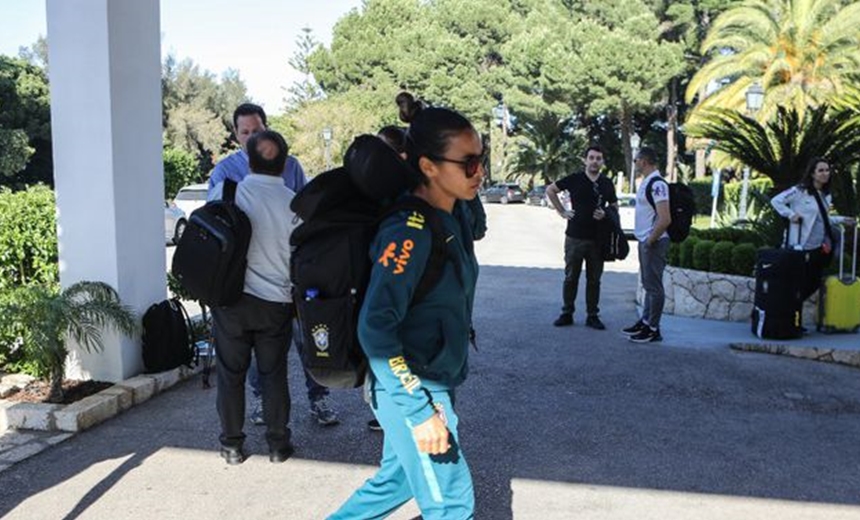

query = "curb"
[[730, 342, 860, 370], [0, 363, 203, 434]]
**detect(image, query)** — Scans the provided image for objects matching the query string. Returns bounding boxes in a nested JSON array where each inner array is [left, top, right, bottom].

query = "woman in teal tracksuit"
[[328, 101, 483, 519]]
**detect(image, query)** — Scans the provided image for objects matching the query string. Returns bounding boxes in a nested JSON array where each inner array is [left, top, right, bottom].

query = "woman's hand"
[[412, 413, 450, 455], [790, 214, 801, 223]]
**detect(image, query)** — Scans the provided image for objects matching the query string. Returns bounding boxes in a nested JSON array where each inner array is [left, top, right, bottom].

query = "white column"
[[47, 0, 164, 382]]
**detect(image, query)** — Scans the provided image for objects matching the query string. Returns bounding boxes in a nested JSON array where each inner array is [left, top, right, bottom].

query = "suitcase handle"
[[783, 217, 803, 250]]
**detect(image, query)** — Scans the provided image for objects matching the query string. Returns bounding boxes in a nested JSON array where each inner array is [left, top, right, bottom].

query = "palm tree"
[[1, 281, 137, 402], [686, 0, 860, 121], [506, 112, 585, 188], [687, 104, 860, 194]]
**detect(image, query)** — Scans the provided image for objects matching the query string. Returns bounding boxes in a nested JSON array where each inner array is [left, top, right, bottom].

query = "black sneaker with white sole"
[[621, 320, 647, 336], [629, 327, 662, 343]]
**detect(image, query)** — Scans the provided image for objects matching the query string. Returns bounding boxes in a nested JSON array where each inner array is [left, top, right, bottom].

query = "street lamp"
[[492, 101, 509, 179], [629, 132, 641, 194], [739, 82, 764, 221], [321, 127, 333, 171]]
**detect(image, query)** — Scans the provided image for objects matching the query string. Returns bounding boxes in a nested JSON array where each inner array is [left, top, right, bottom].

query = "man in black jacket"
[[546, 145, 618, 330]]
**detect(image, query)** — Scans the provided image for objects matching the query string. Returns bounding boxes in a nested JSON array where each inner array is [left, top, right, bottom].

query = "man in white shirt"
[[622, 147, 671, 343], [210, 130, 298, 465]]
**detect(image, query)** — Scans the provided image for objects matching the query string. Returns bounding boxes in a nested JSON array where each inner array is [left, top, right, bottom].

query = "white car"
[[174, 183, 209, 218], [617, 194, 636, 237], [164, 202, 187, 245]]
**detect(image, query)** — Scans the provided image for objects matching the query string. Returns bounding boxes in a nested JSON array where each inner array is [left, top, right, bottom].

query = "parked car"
[[527, 185, 548, 206], [617, 194, 635, 237], [173, 182, 208, 217], [481, 183, 526, 204], [164, 202, 187, 245]]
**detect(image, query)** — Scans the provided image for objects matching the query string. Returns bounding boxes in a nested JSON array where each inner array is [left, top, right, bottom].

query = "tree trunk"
[[666, 79, 678, 182], [48, 370, 64, 403], [620, 105, 633, 193]]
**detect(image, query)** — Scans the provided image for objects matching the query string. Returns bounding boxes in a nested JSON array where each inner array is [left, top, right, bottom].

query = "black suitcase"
[[751, 222, 810, 339]]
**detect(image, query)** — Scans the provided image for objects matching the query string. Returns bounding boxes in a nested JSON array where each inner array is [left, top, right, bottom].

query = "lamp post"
[[739, 82, 764, 221], [492, 101, 509, 180], [629, 132, 641, 194], [321, 127, 333, 171]]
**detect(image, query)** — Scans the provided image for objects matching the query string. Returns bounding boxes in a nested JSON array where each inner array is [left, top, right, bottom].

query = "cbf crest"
[[312, 324, 330, 358]]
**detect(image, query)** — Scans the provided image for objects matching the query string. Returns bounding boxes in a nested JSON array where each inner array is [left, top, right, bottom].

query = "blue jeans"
[[328, 387, 474, 520], [248, 318, 328, 402]]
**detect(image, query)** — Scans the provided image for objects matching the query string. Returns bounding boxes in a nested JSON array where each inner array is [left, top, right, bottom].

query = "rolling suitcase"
[[751, 221, 809, 340], [817, 224, 860, 333]]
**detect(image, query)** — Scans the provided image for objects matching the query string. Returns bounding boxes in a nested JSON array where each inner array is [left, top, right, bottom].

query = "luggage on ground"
[[141, 298, 195, 373], [290, 135, 448, 389], [171, 180, 252, 307], [818, 224, 860, 333], [752, 221, 809, 340]]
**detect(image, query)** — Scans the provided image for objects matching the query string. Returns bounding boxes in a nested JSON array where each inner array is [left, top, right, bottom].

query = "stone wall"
[[636, 266, 817, 323]]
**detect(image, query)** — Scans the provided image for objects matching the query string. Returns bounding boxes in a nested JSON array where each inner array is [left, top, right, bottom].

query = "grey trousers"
[[213, 293, 292, 451], [638, 238, 670, 329], [562, 236, 604, 317]]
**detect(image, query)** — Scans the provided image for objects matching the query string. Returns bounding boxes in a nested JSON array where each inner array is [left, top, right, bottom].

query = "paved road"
[[1, 204, 860, 519]]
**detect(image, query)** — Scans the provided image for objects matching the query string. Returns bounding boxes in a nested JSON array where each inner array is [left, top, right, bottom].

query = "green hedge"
[[731, 243, 757, 277], [689, 227, 763, 246], [692, 240, 715, 271], [722, 177, 773, 210], [668, 241, 680, 266], [710, 242, 734, 274], [0, 185, 58, 290], [679, 237, 698, 268], [163, 147, 202, 200]]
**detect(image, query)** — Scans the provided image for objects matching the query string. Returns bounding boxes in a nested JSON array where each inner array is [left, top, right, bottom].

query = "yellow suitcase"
[[818, 225, 860, 333]]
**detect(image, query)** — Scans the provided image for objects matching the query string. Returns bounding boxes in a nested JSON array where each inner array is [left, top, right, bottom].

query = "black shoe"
[[629, 327, 662, 343], [269, 444, 295, 463], [367, 419, 383, 432], [621, 320, 647, 336], [220, 445, 246, 465], [585, 316, 606, 330], [553, 313, 573, 327]]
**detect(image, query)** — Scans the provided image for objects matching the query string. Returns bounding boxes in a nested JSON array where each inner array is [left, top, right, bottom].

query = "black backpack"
[[171, 179, 252, 307], [645, 177, 696, 243], [290, 135, 449, 389], [141, 299, 195, 373]]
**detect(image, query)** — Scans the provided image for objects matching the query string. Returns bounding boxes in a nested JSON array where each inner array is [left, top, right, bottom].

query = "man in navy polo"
[[208, 102, 339, 427]]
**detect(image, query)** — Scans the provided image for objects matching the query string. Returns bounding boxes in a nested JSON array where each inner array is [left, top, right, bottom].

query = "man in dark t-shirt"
[[546, 145, 618, 329]]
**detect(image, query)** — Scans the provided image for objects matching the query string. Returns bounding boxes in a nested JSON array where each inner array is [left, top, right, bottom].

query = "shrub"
[[0, 185, 58, 290], [163, 147, 202, 200], [693, 227, 762, 246], [692, 240, 715, 271], [722, 177, 774, 211], [731, 243, 758, 277], [679, 237, 699, 268], [710, 241, 734, 274], [668, 242, 681, 267]]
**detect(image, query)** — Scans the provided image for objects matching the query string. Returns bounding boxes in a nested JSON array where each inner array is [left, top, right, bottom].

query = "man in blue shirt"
[[209, 102, 339, 427]]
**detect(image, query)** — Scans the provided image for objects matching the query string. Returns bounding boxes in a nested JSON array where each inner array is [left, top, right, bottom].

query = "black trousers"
[[213, 293, 292, 451]]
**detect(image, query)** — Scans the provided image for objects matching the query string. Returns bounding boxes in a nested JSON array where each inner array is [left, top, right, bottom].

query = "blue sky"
[[0, 0, 363, 114]]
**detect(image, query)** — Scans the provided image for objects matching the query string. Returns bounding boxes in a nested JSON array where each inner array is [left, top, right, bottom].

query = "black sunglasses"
[[426, 151, 486, 178]]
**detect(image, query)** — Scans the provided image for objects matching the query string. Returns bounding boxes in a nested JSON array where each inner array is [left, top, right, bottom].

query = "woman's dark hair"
[[233, 102, 267, 130], [799, 156, 831, 194], [246, 130, 287, 176], [396, 92, 474, 181], [377, 125, 407, 154]]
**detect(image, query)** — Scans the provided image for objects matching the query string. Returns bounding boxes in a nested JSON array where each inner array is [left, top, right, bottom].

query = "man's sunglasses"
[[426, 152, 486, 178]]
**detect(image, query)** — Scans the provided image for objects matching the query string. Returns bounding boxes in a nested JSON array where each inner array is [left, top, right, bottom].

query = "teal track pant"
[[328, 388, 474, 520]]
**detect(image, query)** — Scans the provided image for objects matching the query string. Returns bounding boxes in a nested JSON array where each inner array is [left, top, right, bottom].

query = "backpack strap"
[[223, 179, 238, 203], [381, 196, 452, 306]]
